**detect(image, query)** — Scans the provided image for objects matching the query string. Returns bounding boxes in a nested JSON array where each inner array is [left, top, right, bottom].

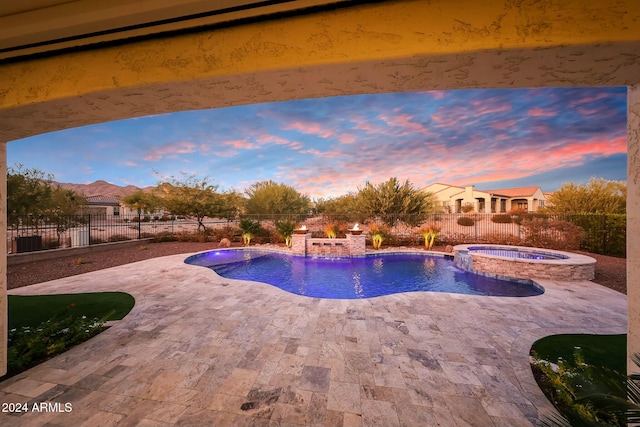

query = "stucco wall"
[[0, 0, 639, 375]]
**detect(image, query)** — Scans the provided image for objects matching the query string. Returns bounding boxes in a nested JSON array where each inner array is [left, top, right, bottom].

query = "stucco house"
[[424, 183, 547, 213], [81, 195, 167, 218], [81, 195, 122, 216]]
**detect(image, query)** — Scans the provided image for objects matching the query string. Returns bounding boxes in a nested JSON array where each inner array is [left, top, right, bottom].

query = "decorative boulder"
[[219, 238, 231, 248], [445, 245, 454, 253]]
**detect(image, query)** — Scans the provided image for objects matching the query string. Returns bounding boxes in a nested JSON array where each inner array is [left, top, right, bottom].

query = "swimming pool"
[[185, 249, 543, 299]]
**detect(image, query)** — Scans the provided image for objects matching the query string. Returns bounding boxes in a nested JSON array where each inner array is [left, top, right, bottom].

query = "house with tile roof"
[[424, 183, 547, 213], [82, 195, 122, 216], [81, 195, 164, 217]]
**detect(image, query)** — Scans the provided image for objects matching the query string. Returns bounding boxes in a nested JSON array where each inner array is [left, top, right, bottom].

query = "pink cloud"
[[576, 107, 600, 115], [256, 133, 303, 151], [527, 107, 557, 117], [568, 93, 609, 108], [300, 148, 344, 159], [491, 119, 518, 130], [256, 134, 288, 145], [430, 106, 470, 127], [379, 113, 432, 136], [144, 141, 197, 161], [469, 100, 512, 115], [339, 134, 356, 144], [223, 139, 257, 149], [285, 121, 334, 138]]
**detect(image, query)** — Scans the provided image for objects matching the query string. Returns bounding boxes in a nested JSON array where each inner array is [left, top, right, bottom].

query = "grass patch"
[[8, 292, 135, 329], [3, 292, 135, 381], [531, 333, 626, 374]]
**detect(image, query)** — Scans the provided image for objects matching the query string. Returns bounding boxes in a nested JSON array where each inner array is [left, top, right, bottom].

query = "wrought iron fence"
[[6, 212, 626, 257], [6, 214, 237, 254], [238, 212, 625, 257]]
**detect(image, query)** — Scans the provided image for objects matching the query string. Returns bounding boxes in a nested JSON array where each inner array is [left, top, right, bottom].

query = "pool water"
[[185, 250, 543, 299]]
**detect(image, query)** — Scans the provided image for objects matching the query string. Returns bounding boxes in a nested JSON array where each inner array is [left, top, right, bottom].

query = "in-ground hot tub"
[[453, 244, 596, 282]]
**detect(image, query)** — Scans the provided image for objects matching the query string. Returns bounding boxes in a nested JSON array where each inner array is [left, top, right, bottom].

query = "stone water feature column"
[[346, 232, 366, 257], [291, 230, 309, 256], [629, 84, 640, 374]]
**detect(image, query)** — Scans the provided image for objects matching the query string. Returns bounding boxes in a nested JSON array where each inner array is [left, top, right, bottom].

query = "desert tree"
[[121, 190, 160, 217], [546, 178, 626, 214], [244, 180, 310, 219], [357, 177, 437, 226], [7, 165, 84, 231], [154, 174, 232, 232]]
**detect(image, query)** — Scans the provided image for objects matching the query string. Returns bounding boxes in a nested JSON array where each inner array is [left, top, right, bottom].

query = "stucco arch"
[[1, 0, 640, 376]]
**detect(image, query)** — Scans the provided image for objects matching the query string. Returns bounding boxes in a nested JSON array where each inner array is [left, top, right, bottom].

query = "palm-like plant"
[[324, 222, 344, 239], [534, 350, 640, 426], [419, 225, 439, 250], [368, 222, 388, 250], [275, 220, 297, 248], [239, 219, 261, 246]]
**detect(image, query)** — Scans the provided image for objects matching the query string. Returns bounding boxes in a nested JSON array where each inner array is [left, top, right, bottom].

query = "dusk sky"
[[8, 87, 627, 199]]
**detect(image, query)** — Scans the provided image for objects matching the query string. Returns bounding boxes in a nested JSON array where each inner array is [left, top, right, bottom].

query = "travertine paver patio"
[[0, 251, 627, 426]]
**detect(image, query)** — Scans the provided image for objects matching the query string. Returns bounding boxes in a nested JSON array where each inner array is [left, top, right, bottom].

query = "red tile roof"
[[481, 186, 541, 197]]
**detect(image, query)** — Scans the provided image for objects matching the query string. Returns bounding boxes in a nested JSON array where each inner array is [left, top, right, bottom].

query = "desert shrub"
[[459, 203, 474, 213], [108, 234, 130, 242], [491, 214, 513, 224], [211, 226, 239, 242], [439, 233, 473, 245], [175, 232, 191, 242], [478, 232, 521, 245], [139, 232, 155, 239], [521, 218, 585, 250], [566, 214, 626, 257], [151, 232, 179, 243], [505, 208, 549, 224], [387, 233, 420, 247], [90, 237, 105, 244], [457, 216, 475, 226]]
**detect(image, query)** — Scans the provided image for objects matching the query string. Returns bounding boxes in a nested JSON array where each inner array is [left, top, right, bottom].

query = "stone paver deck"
[[0, 250, 627, 426]]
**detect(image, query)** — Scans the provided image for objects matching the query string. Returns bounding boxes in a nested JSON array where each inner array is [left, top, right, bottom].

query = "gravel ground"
[[7, 242, 627, 294]]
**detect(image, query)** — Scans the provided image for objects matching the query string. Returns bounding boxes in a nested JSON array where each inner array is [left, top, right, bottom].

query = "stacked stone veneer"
[[291, 232, 366, 257], [454, 245, 596, 282]]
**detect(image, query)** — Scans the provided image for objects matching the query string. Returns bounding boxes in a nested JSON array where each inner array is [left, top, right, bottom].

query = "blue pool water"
[[185, 250, 543, 299]]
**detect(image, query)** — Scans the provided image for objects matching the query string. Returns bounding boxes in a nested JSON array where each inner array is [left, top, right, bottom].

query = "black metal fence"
[[6, 214, 236, 254], [6, 212, 626, 257]]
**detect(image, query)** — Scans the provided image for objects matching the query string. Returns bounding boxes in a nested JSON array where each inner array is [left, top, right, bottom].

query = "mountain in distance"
[[57, 180, 154, 199]]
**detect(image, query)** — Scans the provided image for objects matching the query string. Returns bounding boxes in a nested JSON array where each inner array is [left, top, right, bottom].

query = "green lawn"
[[531, 333, 627, 374], [8, 292, 135, 329]]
